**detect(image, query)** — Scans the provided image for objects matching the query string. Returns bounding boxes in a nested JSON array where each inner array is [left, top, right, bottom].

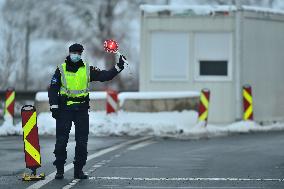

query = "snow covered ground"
[[1, 110, 284, 139], [140, 4, 284, 15]]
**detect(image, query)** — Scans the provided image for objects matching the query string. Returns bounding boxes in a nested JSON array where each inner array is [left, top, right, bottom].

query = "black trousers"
[[53, 109, 89, 169]]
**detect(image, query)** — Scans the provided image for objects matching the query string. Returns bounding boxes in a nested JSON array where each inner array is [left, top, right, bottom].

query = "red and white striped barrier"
[[106, 89, 118, 114]]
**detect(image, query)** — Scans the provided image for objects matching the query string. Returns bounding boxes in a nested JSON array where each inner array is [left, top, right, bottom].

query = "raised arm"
[[90, 55, 126, 82]]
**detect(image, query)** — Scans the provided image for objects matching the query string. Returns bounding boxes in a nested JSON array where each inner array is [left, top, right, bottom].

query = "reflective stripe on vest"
[[58, 62, 90, 96]]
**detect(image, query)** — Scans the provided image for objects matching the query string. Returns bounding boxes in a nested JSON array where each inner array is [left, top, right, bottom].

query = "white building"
[[139, 5, 284, 123]]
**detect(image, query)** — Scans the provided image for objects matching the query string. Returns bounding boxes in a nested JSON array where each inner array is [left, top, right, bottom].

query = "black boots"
[[55, 167, 64, 179], [54, 165, 88, 179], [74, 166, 88, 179]]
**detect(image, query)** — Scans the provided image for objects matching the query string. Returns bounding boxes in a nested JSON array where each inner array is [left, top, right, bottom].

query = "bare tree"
[[68, 0, 139, 91], [0, 27, 15, 89], [1, 0, 36, 90], [0, 0, 150, 91]]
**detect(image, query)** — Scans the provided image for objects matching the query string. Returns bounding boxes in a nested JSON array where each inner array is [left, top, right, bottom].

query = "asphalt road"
[[1, 132, 284, 189]]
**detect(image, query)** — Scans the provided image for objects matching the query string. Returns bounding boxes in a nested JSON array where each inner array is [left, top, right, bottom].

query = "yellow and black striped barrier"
[[198, 89, 210, 126], [243, 85, 254, 121], [21, 105, 45, 181]]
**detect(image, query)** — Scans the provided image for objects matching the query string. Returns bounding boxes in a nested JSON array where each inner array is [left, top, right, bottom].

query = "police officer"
[[48, 43, 126, 179]]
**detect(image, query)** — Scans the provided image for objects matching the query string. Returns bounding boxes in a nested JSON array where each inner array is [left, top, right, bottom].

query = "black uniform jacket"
[[48, 56, 122, 110]]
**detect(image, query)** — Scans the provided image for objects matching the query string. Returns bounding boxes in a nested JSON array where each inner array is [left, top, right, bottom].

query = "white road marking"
[[62, 179, 79, 189], [108, 166, 158, 169], [25, 136, 151, 189], [62, 139, 156, 189], [93, 164, 103, 168], [111, 187, 263, 189], [127, 140, 156, 151], [89, 176, 284, 182]]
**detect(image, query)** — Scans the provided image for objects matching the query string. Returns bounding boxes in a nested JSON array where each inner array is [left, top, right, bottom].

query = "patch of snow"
[[35, 91, 107, 101], [88, 110, 198, 137], [35, 92, 49, 101], [118, 91, 200, 107], [140, 4, 284, 15], [89, 92, 107, 100], [35, 91, 199, 105], [242, 5, 284, 15], [169, 0, 204, 6], [1, 111, 284, 140], [140, 5, 237, 15], [0, 118, 22, 136]]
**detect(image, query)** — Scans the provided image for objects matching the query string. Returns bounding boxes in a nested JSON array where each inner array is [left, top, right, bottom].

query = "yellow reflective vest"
[[58, 62, 90, 105]]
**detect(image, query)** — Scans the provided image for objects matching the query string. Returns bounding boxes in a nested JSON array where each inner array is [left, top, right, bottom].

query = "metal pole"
[[23, 11, 30, 90], [235, 0, 243, 120]]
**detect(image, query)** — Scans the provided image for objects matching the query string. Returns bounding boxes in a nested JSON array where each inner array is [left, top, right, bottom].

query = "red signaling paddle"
[[104, 39, 128, 65]]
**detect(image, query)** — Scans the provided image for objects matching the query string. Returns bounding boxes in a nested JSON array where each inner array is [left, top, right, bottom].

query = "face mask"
[[70, 53, 81, 63]]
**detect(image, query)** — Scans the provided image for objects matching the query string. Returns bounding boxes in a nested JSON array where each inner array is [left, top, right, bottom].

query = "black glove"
[[50, 108, 59, 119], [117, 55, 127, 70]]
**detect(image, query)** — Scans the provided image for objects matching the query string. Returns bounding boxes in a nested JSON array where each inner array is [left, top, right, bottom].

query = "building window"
[[150, 32, 189, 81], [199, 60, 228, 76], [194, 33, 232, 81]]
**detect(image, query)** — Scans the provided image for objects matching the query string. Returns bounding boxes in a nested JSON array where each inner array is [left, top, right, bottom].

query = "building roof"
[[140, 5, 284, 16]]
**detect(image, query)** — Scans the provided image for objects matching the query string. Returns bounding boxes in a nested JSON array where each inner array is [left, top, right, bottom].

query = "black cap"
[[69, 43, 84, 53]]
